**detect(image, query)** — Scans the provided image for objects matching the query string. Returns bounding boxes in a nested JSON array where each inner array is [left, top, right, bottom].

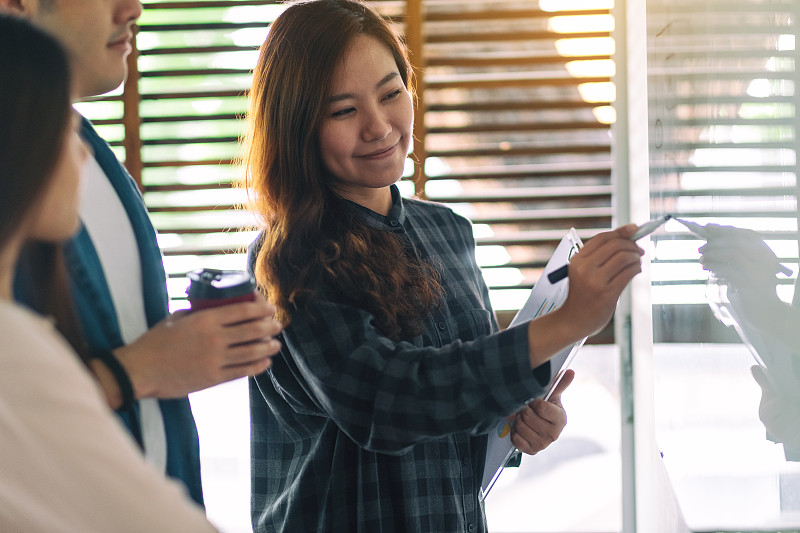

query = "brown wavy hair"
[[243, 0, 442, 341]]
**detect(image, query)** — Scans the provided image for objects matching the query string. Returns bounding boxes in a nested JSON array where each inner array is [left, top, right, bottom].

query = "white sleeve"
[[0, 306, 218, 533]]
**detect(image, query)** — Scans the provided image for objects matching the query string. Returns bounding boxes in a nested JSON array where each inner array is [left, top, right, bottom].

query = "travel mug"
[[186, 268, 256, 310]]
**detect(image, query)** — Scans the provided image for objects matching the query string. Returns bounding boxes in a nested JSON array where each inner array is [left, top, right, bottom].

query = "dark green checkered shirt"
[[249, 186, 549, 532]]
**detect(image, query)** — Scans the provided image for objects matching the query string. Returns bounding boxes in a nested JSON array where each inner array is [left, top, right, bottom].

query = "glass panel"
[[647, 0, 800, 529]]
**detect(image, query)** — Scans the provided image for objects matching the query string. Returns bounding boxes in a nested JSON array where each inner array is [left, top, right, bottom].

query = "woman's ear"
[[0, 0, 42, 17]]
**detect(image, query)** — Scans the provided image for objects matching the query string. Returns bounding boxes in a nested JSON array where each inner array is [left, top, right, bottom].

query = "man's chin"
[[81, 78, 126, 100]]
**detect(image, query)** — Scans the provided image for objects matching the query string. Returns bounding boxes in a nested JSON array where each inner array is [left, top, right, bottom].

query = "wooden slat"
[[138, 22, 270, 31], [151, 227, 236, 234], [146, 204, 239, 213], [141, 68, 254, 77], [144, 1, 280, 9], [428, 185, 613, 203], [425, 8, 609, 22], [476, 228, 606, 246], [144, 182, 234, 192], [142, 136, 239, 145], [140, 90, 248, 99], [427, 54, 611, 67], [141, 113, 244, 123], [425, 72, 609, 89], [143, 159, 238, 167], [141, 45, 260, 55], [469, 207, 612, 225], [427, 30, 611, 44], [427, 100, 606, 112], [427, 144, 610, 158], [427, 162, 612, 180], [426, 122, 610, 134], [162, 247, 247, 256]]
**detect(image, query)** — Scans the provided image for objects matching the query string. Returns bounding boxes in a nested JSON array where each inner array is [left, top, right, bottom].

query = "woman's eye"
[[384, 89, 402, 101], [331, 107, 355, 118]]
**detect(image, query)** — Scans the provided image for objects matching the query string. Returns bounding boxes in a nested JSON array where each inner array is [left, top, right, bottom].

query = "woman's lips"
[[359, 142, 398, 159]]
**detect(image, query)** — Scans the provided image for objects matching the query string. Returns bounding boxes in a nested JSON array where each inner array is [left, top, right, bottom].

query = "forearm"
[[88, 300, 282, 405], [526, 306, 587, 370], [284, 311, 545, 452]]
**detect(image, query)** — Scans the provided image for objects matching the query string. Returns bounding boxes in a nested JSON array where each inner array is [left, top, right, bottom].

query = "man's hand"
[[510, 369, 575, 455], [104, 292, 282, 405]]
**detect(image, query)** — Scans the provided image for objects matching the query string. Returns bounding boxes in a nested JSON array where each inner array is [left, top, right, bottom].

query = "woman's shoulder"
[[0, 301, 95, 392], [0, 301, 55, 338], [246, 230, 267, 272], [403, 196, 472, 228], [403, 197, 475, 244], [0, 302, 75, 356]]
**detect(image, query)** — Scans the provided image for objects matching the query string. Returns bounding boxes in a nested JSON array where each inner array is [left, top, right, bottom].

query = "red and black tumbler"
[[186, 268, 257, 311]]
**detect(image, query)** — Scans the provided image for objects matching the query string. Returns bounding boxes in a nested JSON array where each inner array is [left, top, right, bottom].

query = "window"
[[80, 0, 614, 329], [644, 0, 800, 530]]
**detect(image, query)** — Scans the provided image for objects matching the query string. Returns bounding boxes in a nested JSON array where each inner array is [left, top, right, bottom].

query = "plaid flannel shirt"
[[249, 186, 549, 533]]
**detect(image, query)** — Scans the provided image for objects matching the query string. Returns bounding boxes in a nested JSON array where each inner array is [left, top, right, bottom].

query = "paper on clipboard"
[[480, 228, 587, 501]]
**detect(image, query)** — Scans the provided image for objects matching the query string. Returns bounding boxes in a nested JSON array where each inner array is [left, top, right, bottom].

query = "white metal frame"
[[612, 0, 691, 531]]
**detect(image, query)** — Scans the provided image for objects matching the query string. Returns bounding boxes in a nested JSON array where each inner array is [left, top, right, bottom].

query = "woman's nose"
[[361, 108, 391, 142]]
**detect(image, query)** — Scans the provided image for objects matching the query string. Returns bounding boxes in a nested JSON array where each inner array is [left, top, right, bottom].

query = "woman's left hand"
[[510, 369, 575, 455]]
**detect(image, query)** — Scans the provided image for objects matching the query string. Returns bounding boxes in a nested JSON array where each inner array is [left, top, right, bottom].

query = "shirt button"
[[461, 457, 469, 466], [468, 524, 476, 532], [438, 321, 446, 330], [389, 219, 400, 227]]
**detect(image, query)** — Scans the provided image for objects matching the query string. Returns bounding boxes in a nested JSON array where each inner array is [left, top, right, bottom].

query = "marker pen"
[[547, 215, 672, 284]]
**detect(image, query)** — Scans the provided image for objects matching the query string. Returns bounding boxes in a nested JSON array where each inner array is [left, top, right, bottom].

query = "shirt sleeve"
[[0, 308, 218, 533], [279, 296, 547, 455]]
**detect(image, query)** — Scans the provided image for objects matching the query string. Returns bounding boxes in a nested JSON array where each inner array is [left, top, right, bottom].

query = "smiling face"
[[318, 34, 413, 215], [23, 0, 142, 98]]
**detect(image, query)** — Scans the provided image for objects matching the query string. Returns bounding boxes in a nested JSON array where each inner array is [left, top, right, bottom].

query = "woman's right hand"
[[527, 224, 643, 368], [560, 223, 643, 335]]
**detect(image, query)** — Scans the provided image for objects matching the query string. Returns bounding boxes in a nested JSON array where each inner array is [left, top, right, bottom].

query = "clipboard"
[[480, 228, 587, 501]]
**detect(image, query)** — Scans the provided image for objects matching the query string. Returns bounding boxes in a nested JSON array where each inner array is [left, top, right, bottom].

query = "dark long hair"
[[244, 0, 441, 341], [0, 14, 72, 246], [0, 15, 87, 357]]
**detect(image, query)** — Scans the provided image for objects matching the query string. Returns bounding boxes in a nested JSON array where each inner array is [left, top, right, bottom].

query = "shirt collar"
[[342, 184, 407, 230]]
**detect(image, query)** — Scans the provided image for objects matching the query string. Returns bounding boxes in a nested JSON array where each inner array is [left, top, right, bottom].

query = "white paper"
[[480, 229, 586, 500]]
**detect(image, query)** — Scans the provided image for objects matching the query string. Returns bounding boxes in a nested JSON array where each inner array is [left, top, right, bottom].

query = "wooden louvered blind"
[[77, 0, 284, 307], [414, 0, 614, 334], [77, 0, 615, 340]]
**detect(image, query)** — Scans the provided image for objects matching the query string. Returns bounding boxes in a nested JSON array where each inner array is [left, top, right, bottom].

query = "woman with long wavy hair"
[[244, 1, 643, 531]]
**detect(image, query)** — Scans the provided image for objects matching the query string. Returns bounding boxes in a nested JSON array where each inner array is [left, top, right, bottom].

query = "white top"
[[80, 157, 167, 470], [0, 301, 217, 533]]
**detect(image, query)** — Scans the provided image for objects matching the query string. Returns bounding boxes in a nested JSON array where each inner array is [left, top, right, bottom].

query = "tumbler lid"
[[186, 269, 256, 300]]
